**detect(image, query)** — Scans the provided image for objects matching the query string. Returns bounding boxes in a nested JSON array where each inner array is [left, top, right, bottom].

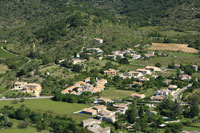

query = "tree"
[[119, 58, 129, 64], [155, 63, 161, 67], [72, 64, 83, 72], [189, 105, 199, 118], [127, 108, 137, 123]]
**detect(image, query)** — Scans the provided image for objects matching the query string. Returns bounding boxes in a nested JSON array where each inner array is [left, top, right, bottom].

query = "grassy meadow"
[[131, 52, 200, 67], [101, 87, 135, 99], [0, 99, 90, 123], [0, 43, 16, 59]]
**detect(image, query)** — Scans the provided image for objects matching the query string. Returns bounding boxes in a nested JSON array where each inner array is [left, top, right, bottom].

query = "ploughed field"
[[149, 43, 199, 53]]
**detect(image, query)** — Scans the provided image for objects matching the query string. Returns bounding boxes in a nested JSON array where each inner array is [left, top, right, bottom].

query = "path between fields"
[[1, 46, 17, 56], [0, 96, 53, 101]]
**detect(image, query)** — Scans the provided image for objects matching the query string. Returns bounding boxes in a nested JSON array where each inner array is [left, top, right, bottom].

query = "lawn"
[[101, 87, 135, 99], [0, 43, 16, 59], [182, 124, 200, 132], [0, 99, 90, 123], [192, 73, 200, 79]]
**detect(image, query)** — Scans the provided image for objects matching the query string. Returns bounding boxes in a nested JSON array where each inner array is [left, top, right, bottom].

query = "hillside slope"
[[0, 0, 200, 60]]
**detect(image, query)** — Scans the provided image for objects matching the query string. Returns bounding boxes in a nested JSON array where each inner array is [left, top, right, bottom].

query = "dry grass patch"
[[149, 43, 199, 53]]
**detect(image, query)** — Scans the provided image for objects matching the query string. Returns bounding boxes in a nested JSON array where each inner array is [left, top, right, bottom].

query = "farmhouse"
[[13, 82, 42, 97], [94, 38, 103, 44]]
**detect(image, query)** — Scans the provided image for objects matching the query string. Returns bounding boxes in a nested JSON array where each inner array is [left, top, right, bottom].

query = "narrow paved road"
[[0, 96, 53, 101], [172, 84, 192, 102]]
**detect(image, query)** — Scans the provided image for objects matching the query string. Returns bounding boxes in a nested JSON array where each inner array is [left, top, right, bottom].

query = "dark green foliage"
[[157, 99, 182, 119], [0, 105, 81, 132], [53, 91, 93, 104], [155, 63, 161, 67]]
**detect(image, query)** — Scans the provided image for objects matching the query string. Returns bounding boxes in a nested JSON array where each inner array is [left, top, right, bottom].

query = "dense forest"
[[0, 0, 200, 61]]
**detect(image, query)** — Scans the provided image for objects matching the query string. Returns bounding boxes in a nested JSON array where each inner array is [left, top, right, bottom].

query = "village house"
[[168, 85, 178, 90], [97, 110, 116, 123], [93, 105, 107, 113], [138, 77, 150, 82], [152, 75, 159, 78], [13, 82, 42, 97], [97, 56, 103, 60], [71, 58, 86, 65], [94, 38, 103, 44], [191, 65, 198, 72], [85, 77, 91, 83], [95, 84, 105, 91], [151, 95, 165, 102], [97, 79, 108, 85], [145, 66, 161, 72], [145, 51, 155, 57], [82, 108, 97, 115], [136, 69, 152, 75], [156, 89, 170, 96], [74, 81, 87, 88], [107, 55, 116, 60], [132, 93, 145, 99], [124, 71, 143, 78], [179, 74, 192, 81], [130, 81, 143, 87], [88, 124, 110, 133], [163, 79, 172, 85], [113, 103, 128, 114], [87, 48, 103, 53], [112, 51, 122, 55], [97, 97, 113, 104], [81, 118, 101, 128], [174, 64, 180, 69], [104, 69, 119, 75], [132, 54, 141, 60]]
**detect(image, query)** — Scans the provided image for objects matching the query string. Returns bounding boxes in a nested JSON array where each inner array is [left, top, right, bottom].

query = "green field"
[[0, 43, 16, 59], [101, 87, 135, 99], [131, 52, 200, 67], [182, 122, 200, 131], [0, 99, 90, 123]]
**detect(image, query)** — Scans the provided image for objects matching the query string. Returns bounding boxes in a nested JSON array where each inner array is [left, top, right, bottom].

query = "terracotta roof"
[[93, 105, 106, 110]]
